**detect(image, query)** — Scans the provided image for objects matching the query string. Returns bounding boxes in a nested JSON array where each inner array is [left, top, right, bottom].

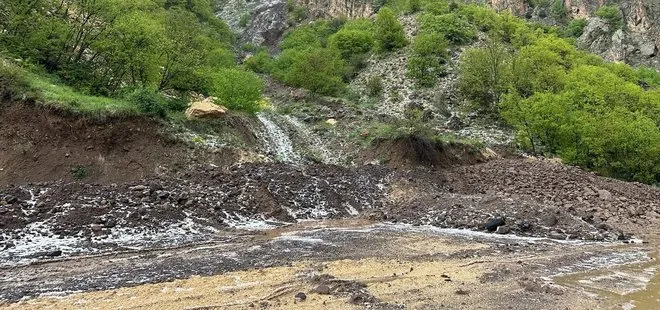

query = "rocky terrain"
[[1, 1, 659, 309]]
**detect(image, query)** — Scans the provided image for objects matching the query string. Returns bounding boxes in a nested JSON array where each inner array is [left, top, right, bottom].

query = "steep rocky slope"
[[217, 0, 658, 68]]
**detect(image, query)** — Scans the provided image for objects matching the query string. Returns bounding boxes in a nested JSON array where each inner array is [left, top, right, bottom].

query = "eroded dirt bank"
[[0, 103, 242, 185]]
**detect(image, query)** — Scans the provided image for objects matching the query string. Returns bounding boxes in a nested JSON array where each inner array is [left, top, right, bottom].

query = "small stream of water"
[[282, 115, 338, 164], [256, 112, 301, 164]]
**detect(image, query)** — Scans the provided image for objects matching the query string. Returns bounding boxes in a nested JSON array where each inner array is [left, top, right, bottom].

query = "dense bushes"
[[328, 29, 375, 60], [273, 48, 347, 96], [374, 8, 407, 52], [457, 24, 660, 183], [244, 50, 273, 74], [271, 16, 384, 95], [565, 19, 588, 37], [419, 13, 476, 44], [407, 33, 449, 87], [0, 0, 266, 114], [124, 88, 168, 118], [199, 69, 264, 114]]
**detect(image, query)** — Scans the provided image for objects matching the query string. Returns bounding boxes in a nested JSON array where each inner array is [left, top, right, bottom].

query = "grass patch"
[[25, 70, 139, 117]]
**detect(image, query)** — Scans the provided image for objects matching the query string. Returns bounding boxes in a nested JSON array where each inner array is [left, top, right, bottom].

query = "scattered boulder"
[[517, 277, 565, 295], [598, 189, 613, 201], [517, 221, 532, 231], [45, 250, 62, 257], [294, 292, 307, 302], [185, 98, 228, 120], [496, 226, 510, 234], [640, 42, 657, 57], [485, 217, 505, 232], [312, 284, 331, 295], [542, 214, 558, 227]]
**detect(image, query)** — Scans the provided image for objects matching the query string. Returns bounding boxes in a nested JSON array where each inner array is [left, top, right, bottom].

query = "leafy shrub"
[[408, 0, 422, 13], [407, 33, 449, 87], [164, 96, 188, 112], [419, 13, 476, 45], [272, 48, 347, 96], [425, 1, 450, 15], [366, 75, 384, 97], [328, 29, 374, 60], [595, 5, 623, 30], [279, 20, 336, 50], [125, 87, 167, 118], [565, 19, 587, 37], [286, 0, 309, 23], [201, 68, 264, 114], [636, 66, 660, 89], [458, 4, 500, 32], [550, 0, 567, 19], [491, 13, 537, 47], [244, 50, 273, 74], [374, 7, 407, 52], [239, 13, 250, 27], [70, 166, 89, 180], [280, 27, 323, 50]]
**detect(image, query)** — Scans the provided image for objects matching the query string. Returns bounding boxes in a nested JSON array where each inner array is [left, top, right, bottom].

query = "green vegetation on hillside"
[[0, 0, 263, 115], [442, 3, 660, 184], [267, 10, 405, 96]]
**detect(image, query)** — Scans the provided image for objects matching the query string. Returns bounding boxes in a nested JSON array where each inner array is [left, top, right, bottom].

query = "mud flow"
[[1, 220, 659, 309], [2, 106, 660, 309]]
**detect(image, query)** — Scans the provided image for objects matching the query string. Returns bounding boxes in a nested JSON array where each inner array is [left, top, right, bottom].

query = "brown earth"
[[0, 102, 240, 185], [370, 135, 488, 168]]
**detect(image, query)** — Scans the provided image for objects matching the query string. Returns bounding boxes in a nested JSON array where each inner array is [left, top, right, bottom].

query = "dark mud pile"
[[1, 159, 659, 265]]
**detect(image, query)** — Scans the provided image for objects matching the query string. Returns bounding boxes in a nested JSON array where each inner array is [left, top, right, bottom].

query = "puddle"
[[555, 251, 659, 309]]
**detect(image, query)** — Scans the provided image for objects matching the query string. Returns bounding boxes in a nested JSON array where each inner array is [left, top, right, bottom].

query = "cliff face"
[[485, 0, 658, 68], [215, 0, 658, 68], [295, 0, 373, 18], [576, 0, 658, 68]]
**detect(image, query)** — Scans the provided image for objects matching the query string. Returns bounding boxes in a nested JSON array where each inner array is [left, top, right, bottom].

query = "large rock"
[[639, 42, 657, 57], [578, 18, 611, 53], [185, 98, 228, 120], [215, 0, 288, 46]]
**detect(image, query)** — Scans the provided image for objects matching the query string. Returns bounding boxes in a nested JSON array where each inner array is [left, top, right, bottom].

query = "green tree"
[[457, 40, 511, 113], [374, 7, 407, 52], [407, 33, 449, 87], [419, 13, 476, 45], [272, 48, 347, 95], [200, 68, 264, 113], [328, 29, 374, 60], [244, 50, 272, 74], [564, 19, 587, 37], [408, 0, 422, 13]]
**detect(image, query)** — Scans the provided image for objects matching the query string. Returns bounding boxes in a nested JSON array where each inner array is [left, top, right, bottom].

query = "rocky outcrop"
[[215, 0, 288, 46], [489, 0, 528, 16], [486, 0, 659, 68], [576, 1, 658, 68], [295, 0, 373, 18], [215, 0, 373, 46]]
